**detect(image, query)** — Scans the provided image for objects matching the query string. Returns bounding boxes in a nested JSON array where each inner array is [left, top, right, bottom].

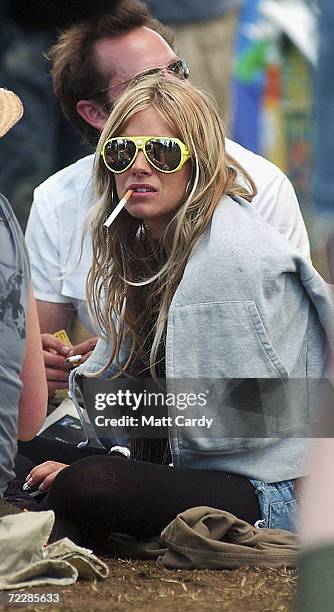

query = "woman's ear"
[[76, 99, 108, 132]]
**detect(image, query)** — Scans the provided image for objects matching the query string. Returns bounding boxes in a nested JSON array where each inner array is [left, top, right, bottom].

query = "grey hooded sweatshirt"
[[70, 195, 334, 483]]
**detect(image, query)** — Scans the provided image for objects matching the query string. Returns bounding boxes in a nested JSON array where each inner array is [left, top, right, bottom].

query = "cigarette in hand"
[[104, 189, 133, 228], [65, 354, 83, 364]]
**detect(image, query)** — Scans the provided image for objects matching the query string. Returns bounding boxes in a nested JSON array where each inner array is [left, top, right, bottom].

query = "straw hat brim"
[[0, 88, 23, 138]]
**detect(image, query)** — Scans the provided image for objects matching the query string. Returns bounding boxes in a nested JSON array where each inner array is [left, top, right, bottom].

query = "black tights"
[[38, 456, 260, 549]]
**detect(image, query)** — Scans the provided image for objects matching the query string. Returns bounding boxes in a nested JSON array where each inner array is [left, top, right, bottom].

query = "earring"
[[103, 227, 111, 303], [119, 242, 127, 330]]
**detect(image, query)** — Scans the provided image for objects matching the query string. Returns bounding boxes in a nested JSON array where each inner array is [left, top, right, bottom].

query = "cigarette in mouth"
[[65, 354, 83, 364], [103, 189, 133, 228]]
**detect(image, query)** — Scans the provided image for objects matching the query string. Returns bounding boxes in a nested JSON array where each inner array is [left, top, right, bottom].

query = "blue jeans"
[[249, 479, 297, 532]]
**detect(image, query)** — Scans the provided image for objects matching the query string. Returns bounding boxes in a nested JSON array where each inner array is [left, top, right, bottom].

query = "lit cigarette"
[[104, 189, 133, 228], [65, 354, 82, 364]]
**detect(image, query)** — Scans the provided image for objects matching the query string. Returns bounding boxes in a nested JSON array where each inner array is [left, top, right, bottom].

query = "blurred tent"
[[232, 0, 317, 216]]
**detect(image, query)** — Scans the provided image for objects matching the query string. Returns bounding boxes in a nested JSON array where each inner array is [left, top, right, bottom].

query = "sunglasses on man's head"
[[148, 58, 190, 80], [102, 136, 191, 174], [109, 58, 190, 92]]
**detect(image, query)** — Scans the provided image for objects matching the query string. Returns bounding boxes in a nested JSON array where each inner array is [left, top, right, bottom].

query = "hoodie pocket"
[[246, 302, 289, 379], [169, 300, 289, 379]]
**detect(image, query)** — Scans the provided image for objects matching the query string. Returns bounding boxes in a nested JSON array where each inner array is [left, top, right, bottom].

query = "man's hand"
[[42, 333, 72, 398], [42, 334, 98, 397], [25, 460, 69, 492]]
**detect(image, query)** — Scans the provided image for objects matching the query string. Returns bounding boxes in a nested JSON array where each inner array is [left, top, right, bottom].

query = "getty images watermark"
[[93, 388, 213, 430], [79, 378, 328, 438]]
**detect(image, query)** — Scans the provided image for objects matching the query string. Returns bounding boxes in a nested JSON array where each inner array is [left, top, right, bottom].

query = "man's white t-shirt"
[[25, 139, 311, 333]]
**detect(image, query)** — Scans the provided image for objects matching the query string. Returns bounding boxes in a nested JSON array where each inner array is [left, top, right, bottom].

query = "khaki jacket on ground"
[[108, 506, 300, 569]]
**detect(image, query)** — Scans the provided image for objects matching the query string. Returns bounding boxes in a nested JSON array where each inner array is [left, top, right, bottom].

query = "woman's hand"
[[70, 336, 98, 364], [25, 460, 69, 492]]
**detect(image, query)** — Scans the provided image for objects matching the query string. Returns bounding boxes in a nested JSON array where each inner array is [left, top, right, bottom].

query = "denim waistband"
[[249, 478, 298, 533]]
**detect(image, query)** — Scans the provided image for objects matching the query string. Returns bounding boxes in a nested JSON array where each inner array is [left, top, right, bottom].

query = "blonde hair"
[[87, 72, 257, 378]]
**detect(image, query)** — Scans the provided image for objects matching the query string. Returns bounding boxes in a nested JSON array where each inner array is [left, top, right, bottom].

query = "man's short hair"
[[49, 0, 175, 144]]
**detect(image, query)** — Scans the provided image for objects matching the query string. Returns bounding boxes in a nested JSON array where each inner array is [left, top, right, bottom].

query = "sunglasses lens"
[[168, 59, 190, 80], [104, 139, 136, 172], [145, 139, 181, 172]]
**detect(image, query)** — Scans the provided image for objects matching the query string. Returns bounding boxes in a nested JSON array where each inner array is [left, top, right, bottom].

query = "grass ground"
[[0, 559, 297, 612]]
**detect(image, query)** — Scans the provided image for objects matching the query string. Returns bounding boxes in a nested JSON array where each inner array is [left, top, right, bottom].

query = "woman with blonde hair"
[[87, 72, 256, 380], [28, 73, 333, 548]]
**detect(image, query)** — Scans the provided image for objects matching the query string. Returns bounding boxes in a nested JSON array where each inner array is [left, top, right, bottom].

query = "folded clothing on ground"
[[0, 511, 109, 590], [107, 506, 300, 568]]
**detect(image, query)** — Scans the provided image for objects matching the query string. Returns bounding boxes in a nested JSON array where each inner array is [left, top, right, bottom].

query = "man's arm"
[[37, 300, 98, 397], [36, 301, 74, 397], [37, 300, 74, 334], [25, 185, 73, 304], [26, 177, 98, 397], [26, 184, 93, 397]]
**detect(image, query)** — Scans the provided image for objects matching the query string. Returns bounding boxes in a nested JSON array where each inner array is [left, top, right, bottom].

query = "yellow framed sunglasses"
[[101, 136, 191, 174]]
